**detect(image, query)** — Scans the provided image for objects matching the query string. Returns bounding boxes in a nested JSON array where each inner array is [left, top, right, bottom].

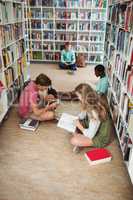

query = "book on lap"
[[85, 148, 112, 165], [19, 118, 39, 132], [57, 113, 78, 133]]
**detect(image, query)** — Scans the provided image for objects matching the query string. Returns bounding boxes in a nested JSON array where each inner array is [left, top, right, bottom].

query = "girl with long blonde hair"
[[71, 83, 111, 151]]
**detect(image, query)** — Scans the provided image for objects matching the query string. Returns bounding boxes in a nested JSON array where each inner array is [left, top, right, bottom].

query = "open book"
[[57, 113, 78, 133]]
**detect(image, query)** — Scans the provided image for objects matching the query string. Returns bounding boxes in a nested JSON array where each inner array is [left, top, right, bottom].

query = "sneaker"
[[67, 70, 75, 75], [73, 146, 80, 154]]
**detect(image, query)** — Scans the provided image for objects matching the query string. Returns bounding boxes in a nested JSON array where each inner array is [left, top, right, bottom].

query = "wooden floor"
[[0, 64, 132, 200]]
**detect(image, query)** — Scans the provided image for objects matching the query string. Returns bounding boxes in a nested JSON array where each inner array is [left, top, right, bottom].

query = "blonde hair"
[[85, 93, 108, 121], [75, 83, 108, 121], [75, 83, 94, 101]]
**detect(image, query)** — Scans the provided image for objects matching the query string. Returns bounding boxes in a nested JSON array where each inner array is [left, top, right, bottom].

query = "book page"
[[57, 113, 78, 133]]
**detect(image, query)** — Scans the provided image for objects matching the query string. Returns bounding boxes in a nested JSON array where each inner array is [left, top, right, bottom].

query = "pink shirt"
[[18, 81, 38, 118]]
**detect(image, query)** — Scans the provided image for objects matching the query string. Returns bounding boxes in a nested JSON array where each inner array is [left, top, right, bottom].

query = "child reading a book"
[[18, 74, 58, 121], [70, 83, 111, 151]]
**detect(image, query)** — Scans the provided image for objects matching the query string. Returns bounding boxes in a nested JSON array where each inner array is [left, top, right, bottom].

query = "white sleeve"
[[78, 111, 87, 120], [83, 119, 100, 139]]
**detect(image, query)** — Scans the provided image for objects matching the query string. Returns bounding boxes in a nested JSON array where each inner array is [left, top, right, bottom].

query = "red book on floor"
[[85, 148, 112, 165]]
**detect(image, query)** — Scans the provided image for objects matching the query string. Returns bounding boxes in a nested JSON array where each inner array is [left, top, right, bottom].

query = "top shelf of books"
[[0, 0, 25, 25], [108, 0, 132, 6], [27, 0, 107, 9]]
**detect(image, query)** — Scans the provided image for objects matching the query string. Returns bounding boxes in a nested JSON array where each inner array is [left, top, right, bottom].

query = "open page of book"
[[57, 113, 78, 133]]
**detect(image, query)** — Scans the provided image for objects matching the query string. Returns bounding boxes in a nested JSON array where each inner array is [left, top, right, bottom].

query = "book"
[[85, 148, 112, 165], [127, 114, 133, 140], [57, 113, 78, 133], [19, 118, 39, 132]]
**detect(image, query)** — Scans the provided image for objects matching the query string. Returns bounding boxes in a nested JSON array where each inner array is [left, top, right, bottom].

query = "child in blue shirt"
[[95, 64, 109, 95], [59, 42, 77, 73]]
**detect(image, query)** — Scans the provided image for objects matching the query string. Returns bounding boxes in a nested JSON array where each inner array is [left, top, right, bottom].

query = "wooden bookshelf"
[[0, 0, 29, 123], [105, 0, 133, 183], [25, 0, 108, 64]]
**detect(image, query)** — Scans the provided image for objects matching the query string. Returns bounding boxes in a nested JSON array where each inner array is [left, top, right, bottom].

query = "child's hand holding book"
[[76, 119, 84, 133]]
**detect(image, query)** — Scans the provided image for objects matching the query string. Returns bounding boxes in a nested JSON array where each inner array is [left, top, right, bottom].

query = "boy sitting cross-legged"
[[18, 74, 58, 121]]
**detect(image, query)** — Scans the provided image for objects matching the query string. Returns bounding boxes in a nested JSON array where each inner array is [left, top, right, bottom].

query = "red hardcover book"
[[85, 148, 112, 165]]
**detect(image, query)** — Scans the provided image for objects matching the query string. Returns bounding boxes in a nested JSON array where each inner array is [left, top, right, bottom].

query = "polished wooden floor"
[[0, 64, 132, 200]]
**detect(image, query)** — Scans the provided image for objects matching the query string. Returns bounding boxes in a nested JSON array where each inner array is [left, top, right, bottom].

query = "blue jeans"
[[59, 63, 77, 70]]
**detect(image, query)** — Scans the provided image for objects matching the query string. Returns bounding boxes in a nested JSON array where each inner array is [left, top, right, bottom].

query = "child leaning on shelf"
[[94, 64, 109, 96], [18, 74, 58, 121], [70, 83, 112, 152]]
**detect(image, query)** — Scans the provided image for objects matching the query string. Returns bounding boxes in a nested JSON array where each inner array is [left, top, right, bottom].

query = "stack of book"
[[19, 118, 39, 132]]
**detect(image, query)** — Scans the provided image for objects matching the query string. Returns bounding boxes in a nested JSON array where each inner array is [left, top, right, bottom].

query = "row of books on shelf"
[[0, 1, 23, 25], [31, 51, 60, 61], [108, 0, 129, 4], [106, 23, 117, 46], [117, 115, 133, 162], [106, 26, 132, 56], [3, 55, 27, 88], [30, 51, 103, 63], [108, 1, 133, 32], [29, 10, 106, 21], [31, 32, 42, 40], [55, 11, 78, 20], [106, 29, 132, 61], [55, 33, 77, 41], [30, 41, 104, 52], [54, 0, 107, 8], [109, 90, 133, 149], [30, 10, 54, 19], [56, 22, 77, 30], [0, 24, 24, 48], [113, 45, 132, 82], [28, 0, 107, 8], [28, 0, 52, 7], [38, 34, 105, 45], [2, 39, 25, 68], [30, 31, 105, 42], [0, 74, 24, 119], [108, 68, 133, 121], [107, 67, 133, 107], [30, 20, 105, 31], [116, 30, 130, 55], [6, 74, 24, 107]]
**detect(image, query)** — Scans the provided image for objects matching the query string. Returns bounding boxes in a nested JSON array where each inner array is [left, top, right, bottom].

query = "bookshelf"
[[105, 0, 133, 183], [25, 0, 108, 64], [0, 0, 29, 123]]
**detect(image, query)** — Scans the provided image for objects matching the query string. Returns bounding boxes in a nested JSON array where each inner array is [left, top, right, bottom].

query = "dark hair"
[[65, 41, 70, 46], [35, 74, 51, 86], [95, 65, 105, 73]]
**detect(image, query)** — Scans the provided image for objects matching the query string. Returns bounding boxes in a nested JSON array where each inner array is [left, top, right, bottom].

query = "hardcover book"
[[85, 148, 112, 165], [19, 118, 39, 132]]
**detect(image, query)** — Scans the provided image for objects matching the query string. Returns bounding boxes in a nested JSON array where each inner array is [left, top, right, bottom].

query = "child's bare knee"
[[40, 111, 54, 121], [48, 111, 55, 119]]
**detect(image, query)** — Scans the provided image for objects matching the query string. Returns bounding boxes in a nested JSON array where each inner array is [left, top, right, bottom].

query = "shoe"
[[67, 70, 75, 75], [73, 146, 80, 154]]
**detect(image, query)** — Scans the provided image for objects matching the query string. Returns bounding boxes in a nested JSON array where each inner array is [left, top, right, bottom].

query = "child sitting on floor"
[[18, 74, 58, 121], [94, 64, 109, 96], [71, 83, 112, 152]]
